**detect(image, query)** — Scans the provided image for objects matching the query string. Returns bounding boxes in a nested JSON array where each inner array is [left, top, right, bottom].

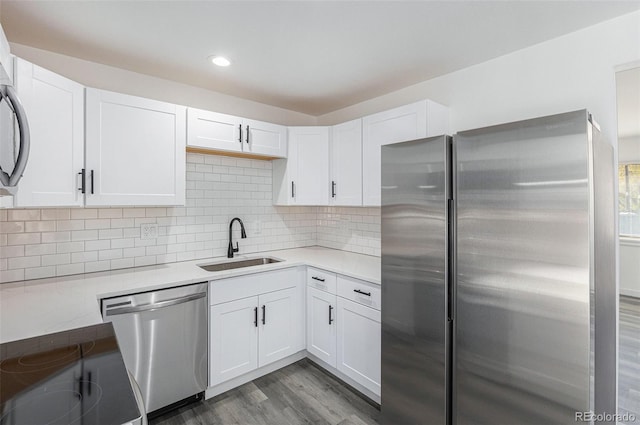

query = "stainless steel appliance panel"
[[454, 110, 592, 424], [102, 283, 208, 414], [591, 121, 617, 421], [381, 136, 450, 424]]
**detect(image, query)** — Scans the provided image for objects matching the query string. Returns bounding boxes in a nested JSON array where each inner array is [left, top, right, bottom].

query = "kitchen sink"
[[198, 257, 282, 272]]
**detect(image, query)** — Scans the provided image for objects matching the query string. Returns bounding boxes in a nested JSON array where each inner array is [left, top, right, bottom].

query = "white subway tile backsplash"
[[26, 243, 57, 256], [0, 154, 380, 284], [24, 221, 56, 232], [99, 229, 123, 239], [85, 261, 110, 273], [71, 230, 98, 241], [56, 263, 84, 276], [8, 256, 41, 269], [70, 209, 98, 220], [316, 207, 381, 257], [8, 233, 41, 246], [8, 210, 40, 221], [56, 220, 85, 231], [111, 258, 135, 270], [41, 209, 70, 221], [85, 219, 111, 230], [0, 245, 25, 258], [85, 240, 110, 251], [41, 232, 71, 244], [72, 251, 98, 263], [98, 209, 123, 219], [0, 222, 25, 233], [122, 208, 146, 218], [41, 253, 71, 266], [99, 249, 122, 261]]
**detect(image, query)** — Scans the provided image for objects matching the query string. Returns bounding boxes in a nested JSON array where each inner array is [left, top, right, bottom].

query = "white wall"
[[317, 11, 640, 150], [620, 240, 640, 297], [317, 11, 640, 305], [619, 136, 640, 163], [9, 43, 316, 126]]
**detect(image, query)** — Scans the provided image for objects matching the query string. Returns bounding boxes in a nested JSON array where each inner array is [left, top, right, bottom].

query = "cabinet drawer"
[[209, 267, 302, 305], [306, 267, 337, 294], [337, 275, 381, 311]]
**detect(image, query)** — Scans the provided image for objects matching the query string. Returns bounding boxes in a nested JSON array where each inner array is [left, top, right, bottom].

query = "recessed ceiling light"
[[210, 56, 231, 67]]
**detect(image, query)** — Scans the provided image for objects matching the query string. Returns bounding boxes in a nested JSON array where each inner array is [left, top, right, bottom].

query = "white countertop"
[[0, 247, 380, 344]]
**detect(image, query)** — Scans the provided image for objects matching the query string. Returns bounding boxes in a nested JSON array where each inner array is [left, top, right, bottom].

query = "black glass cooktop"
[[0, 323, 141, 425]]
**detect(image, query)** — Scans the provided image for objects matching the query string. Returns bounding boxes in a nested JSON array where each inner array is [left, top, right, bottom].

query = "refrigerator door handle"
[[447, 198, 455, 322]]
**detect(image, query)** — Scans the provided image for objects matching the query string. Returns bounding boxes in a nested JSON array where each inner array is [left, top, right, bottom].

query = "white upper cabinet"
[[273, 127, 329, 206], [187, 108, 287, 158], [362, 100, 449, 206], [187, 108, 242, 153], [244, 118, 287, 157], [0, 23, 11, 84], [85, 88, 186, 206], [13, 58, 85, 207], [330, 118, 362, 206]]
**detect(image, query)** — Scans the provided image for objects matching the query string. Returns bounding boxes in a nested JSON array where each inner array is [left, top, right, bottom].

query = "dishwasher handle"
[[105, 292, 206, 316]]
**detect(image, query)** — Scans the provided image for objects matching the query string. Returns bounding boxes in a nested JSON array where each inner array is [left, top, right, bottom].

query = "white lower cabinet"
[[258, 287, 301, 366], [305, 269, 381, 398], [306, 286, 337, 367], [336, 297, 381, 396], [209, 296, 259, 386], [208, 268, 304, 387], [208, 266, 380, 400]]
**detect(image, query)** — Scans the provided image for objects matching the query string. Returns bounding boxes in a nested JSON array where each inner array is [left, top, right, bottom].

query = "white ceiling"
[[2, 1, 640, 116], [617, 67, 640, 139]]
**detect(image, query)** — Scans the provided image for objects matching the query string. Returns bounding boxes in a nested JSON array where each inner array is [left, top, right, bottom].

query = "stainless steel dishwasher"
[[102, 283, 208, 417]]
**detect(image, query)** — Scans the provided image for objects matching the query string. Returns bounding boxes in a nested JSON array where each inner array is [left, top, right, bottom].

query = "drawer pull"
[[354, 289, 371, 297], [312, 276, 325, 282]]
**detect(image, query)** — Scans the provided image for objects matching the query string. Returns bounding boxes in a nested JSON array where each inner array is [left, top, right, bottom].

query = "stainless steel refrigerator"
[[381, 110, 616, 425]]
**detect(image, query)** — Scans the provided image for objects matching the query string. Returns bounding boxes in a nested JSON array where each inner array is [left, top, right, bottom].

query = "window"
[[619, 164, 640, 237]]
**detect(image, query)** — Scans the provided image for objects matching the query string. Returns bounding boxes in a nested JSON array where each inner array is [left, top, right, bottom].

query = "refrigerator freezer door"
[[381, 136, 450, 424], [454, 110, 593, 424]]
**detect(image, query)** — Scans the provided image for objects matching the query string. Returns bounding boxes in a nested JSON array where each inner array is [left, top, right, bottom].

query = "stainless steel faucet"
[[227, 217, 247, 258]]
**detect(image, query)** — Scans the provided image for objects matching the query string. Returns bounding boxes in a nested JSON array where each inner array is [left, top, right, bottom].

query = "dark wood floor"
[[619, 295, 640, 424], [150, 359, 380, 425], [152, 296, 640, 425]]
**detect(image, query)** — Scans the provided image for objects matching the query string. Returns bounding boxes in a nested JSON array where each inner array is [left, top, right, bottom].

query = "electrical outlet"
[[141, 223, 158, 240]]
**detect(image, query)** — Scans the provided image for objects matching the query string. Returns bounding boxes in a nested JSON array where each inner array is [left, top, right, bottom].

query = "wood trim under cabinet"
[[186, 146, 278, 161]]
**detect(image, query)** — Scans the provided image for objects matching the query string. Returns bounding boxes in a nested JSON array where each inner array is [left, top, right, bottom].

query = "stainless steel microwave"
[[0, 23, 30, 199]]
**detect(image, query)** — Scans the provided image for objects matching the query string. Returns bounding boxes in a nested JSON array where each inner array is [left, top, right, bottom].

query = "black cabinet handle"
[[312, 276, 325, 282], [329, 305, 334, 325], [246, 125, 250, 143], [331, 181, 336, 198], [78, 169, 86, 194], [90, 170, 94, 194], [291, 181, 295, 198], [354, 289, 371, 297], [262, 305, 266, 325], [254, 306, 258, 327], [238, 124, 243, 144]]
